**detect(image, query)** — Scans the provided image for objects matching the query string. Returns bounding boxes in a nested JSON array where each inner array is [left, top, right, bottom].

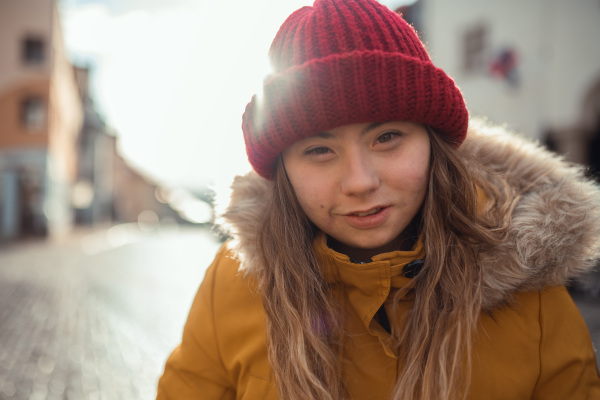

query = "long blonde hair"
[[255, 126, 513, 400]]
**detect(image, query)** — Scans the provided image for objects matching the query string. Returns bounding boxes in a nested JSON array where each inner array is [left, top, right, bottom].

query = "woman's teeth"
[[354, 208, 381, 217]]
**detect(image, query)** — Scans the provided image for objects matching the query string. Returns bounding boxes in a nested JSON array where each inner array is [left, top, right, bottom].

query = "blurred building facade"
[[0, 0, 182, 242], [0, 0, 83, 240], [72, 66, 117, 226], [402, 0, 600, 169], [72, 66, 182, 229]]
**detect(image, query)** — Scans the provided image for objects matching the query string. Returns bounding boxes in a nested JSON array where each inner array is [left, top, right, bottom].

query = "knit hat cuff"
[[242, 49, 468, 179]]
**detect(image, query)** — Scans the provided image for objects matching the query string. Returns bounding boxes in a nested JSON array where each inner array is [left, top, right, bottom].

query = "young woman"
[[157, 0, 600, 399]]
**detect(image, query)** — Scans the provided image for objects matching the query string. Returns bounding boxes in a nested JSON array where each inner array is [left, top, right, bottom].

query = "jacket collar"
[[220, 119, 600, 311], [316, 233, 425, 287]]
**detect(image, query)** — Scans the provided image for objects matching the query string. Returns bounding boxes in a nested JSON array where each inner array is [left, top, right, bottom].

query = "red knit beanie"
[[242, 0, 468, 179]]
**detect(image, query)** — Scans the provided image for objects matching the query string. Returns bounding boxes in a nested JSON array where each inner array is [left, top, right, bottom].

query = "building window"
[[22, 37, 45, 65], [463, 24, 487, 74], [21, 97, 46, 130]]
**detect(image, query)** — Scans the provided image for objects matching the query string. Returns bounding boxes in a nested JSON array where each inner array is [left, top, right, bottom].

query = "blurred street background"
[[1, 0, 600, 399], [0, 224, 221, 399]]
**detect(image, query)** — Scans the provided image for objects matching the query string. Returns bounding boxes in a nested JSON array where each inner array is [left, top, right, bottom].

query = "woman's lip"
[[341, 206, 391, 229], [344, 205, 388, 216]]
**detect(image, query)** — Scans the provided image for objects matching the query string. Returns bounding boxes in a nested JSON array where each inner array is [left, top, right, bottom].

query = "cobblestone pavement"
[[0, 225, 599, 400], [0, 225, 221, 400]]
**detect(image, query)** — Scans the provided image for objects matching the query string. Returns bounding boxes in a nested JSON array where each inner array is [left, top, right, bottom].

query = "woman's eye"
[[305, 146, 331, 156], [376, 131, 399, 143]]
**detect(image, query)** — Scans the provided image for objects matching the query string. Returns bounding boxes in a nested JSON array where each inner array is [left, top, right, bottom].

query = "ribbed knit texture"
[[242, 0, 468, 179]]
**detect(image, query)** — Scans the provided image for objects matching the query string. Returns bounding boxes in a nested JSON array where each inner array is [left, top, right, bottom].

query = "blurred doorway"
[[586, 78, 600, 180]]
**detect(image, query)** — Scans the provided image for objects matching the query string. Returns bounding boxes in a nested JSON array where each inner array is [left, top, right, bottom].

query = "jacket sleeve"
[[157, 246, 236, 400], [532, 286, 600, 400]]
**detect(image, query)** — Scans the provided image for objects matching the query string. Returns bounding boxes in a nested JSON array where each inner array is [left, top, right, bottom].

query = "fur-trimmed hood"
[[221, 120, 600, 310]]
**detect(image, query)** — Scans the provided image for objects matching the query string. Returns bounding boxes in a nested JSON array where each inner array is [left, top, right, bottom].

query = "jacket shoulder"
[[470, 287, 600, 398], [208, 242, 263, 310], [533, 286, 600, 397], [206, 244, 271, 379], [157, 243, 270, 399]]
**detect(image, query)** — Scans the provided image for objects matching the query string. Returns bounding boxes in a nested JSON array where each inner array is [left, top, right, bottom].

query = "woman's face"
[[282, 121, 430, 256]]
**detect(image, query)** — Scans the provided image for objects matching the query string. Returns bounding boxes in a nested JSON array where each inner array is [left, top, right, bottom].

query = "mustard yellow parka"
[[157, 122, 600, 399]]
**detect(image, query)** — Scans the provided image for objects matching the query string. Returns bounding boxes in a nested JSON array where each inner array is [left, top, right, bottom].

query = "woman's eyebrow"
[[314, 131, 336, 139], [362, 121, 390, 135]]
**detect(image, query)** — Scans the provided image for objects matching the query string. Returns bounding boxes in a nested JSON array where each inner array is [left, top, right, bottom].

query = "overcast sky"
[[58, 0, 414, 191]]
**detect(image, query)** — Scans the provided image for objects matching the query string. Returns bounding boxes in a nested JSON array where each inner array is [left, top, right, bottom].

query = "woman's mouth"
[[351, 207, 383, 217], [343, 206, 390, 229]]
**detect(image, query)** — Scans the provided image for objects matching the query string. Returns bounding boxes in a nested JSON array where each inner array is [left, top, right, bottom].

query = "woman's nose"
[[339, 153, 380, 196]]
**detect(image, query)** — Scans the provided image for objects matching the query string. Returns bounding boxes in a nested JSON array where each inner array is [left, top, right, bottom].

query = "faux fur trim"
[[463, 120, 600, 309], [220, 119, 600, 310]]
